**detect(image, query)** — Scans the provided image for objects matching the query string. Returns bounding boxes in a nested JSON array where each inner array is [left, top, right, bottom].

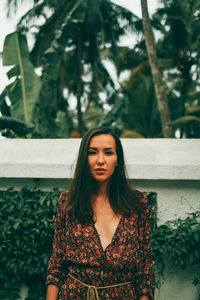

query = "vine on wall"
[[0, 188, 199, 299], [152, 210, 200, 290]]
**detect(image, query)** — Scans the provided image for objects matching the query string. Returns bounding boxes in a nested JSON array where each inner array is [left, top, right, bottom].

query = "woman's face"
[[88, 134, 118, 184]]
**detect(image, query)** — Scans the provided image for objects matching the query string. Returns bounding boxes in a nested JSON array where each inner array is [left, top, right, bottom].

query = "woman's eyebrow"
[[89, 147, 113, 150]]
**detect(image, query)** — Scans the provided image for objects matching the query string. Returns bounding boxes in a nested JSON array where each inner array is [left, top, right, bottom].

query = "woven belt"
[[68, 273, 132, 300]]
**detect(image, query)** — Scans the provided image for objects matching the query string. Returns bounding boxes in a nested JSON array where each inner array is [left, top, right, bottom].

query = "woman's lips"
[[95, 168, 106, 174]]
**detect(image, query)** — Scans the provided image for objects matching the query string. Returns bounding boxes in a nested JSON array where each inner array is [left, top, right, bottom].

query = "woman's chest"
[[63, 217, 140, 268], [94, 214, 121, 251]]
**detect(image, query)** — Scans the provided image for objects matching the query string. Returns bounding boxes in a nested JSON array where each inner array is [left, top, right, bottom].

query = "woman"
[[46, 127, 153, 300]]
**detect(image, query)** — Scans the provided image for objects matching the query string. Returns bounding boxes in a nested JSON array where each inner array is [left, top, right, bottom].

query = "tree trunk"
[[141, 0, 173, 137], [76, 29, 84, 136]]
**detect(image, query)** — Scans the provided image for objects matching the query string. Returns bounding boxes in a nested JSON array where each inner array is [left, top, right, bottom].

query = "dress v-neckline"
[[93, 217, 122, 252]]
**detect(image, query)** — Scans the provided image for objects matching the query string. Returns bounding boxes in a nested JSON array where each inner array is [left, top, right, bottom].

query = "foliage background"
[[1, 0, 200, 138], [0, 188, 59, 300]]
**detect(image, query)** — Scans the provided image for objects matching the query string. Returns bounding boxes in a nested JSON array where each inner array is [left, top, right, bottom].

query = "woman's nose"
[[97, 153, 104, 165]]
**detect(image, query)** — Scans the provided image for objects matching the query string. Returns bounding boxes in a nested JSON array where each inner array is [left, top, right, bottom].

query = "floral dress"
[[46, 191, 153, 299]]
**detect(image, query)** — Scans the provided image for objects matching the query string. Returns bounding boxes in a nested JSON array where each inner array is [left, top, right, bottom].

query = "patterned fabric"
[[46, 191, 153, 299]]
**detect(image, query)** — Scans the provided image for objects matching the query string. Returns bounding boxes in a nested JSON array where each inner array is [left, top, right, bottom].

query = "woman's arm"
[[46, 192, 69, 295], [46, 284, 59, 300], [135, 193, 154, 299]]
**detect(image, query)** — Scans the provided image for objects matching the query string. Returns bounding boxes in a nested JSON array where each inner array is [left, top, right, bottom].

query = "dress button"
[[100, 270, 104, 280]]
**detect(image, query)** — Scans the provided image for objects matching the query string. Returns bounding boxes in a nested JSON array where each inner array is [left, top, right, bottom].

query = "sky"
[[0, 0, 160, 93]]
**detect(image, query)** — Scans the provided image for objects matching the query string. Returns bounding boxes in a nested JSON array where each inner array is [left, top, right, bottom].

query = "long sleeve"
[[135, 193, 154, 300], [46, 192, 68, 289]]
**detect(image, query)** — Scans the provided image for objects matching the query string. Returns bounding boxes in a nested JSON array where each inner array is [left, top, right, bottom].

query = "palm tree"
[[153, 0, 200, 137], [140, 0, 173, 137], [3, 0, 200, 138], [6, 0, 140, 137], [102, 45, 162, 137]]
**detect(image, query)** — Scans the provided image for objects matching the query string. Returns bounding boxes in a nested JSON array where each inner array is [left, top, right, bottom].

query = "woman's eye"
[[105, 151, 113, 155], [88, 151, 96, 155]]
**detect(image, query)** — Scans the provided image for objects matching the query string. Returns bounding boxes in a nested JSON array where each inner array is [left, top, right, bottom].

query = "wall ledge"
[[0, 139, 200, 180]]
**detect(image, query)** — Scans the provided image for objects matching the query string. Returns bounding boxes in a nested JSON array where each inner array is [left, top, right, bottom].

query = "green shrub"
[[0, 187, 60, 300], [152, 211, 200, 288]]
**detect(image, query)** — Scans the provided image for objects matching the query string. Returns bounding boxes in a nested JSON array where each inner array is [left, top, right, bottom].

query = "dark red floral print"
[[46, 191, 153, 299]]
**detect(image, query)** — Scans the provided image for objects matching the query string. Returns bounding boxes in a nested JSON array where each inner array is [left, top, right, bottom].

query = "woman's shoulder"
[[56, 191, 72, 222], [134, 189, 148, 203], [134, 189, 149, 214], [59, 190, 69, 200], [57, 190, 70, 211]]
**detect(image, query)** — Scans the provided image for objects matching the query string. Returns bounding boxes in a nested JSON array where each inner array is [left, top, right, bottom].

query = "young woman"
[[46, 127, 153, 300]]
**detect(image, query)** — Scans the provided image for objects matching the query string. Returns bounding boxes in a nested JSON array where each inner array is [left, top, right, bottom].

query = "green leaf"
[[0, 116, 33, 135], [83, 108, 105, 128], [7, 65, 20, 79], [6, 59, 40, 123], [37, 0, 87, 136], [193, 231, 199, 243], [172, 116, 200, 126], [2, 32, 41, 124], [3, 32, 29, 66], [13, 220, 21, 230], [55, 110, 71, 138]]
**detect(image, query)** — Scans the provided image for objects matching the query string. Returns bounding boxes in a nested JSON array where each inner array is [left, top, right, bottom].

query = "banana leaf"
[[83, 107, 105, 128], [54, 110, 72, 138], [2, 31, 41, 123], [172, 116, 200, 126], [37, 0, 87, 136], [39, 0, 87, 90], [98, 93, 128, 128], [0, 116, 33, 135]]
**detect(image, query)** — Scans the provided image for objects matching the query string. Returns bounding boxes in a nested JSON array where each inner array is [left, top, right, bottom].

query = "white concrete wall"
[[155, 262, 200, 300], [0, 139, 200, 300], [0, 138, 200, 180], [134, 179, 200, 224]]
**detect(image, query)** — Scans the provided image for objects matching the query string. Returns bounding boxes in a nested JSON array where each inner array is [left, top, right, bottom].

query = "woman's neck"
[[91, 182, 109, 207], [97, 181, 108, 196], [95, 194, 109, 206]]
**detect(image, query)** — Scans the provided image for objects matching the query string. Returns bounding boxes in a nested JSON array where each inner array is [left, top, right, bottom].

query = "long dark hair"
[[64, 127, 139, 223]]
